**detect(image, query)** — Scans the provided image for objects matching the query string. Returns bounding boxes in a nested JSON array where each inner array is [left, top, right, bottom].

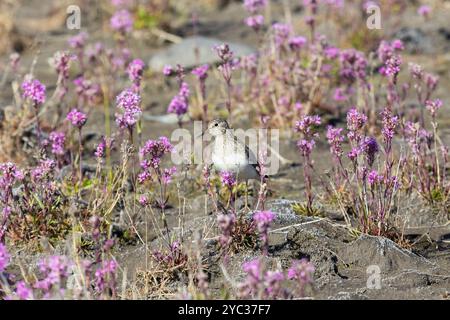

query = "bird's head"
[[206, 119, 230, 137]]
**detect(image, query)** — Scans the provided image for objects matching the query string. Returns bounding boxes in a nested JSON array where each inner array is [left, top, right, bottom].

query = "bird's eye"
[[214, 123, 218, 127]]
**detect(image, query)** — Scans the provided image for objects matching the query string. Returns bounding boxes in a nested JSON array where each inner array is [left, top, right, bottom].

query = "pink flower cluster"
[[238, 257, 314, 299], [138, 136, 174, 184], [110, 9, 134, 33], [217, 212, 236, 248], [67, 108, 87, 128], [127, 58, 145, 89], [253, 210, 275, 254], [49, 131, 66, 156], [0, 243, 10, 272], [167, 82, 190, 116], [21, 78, 46, 105], [115, 88, 142, 129], [220, 171, 236, 189]]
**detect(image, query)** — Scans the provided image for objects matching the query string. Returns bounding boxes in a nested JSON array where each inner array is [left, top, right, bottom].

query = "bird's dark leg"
[[244, 179, 250, 211]]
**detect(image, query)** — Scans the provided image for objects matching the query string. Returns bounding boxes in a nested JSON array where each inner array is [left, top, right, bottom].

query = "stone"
[[148, 36, 255, 71], [393, 27, 433, 54]]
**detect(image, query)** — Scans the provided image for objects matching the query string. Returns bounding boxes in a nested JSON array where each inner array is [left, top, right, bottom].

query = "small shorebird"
[[205, 119, 262, 181], [202, 119, 265, 208]]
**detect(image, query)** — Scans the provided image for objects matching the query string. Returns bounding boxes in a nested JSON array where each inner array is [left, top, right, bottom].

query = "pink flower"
[[127, 59, 145, 87], [418, 5, 431, 17], [0, 243, 10, 272], [68, 32, 88, 49], [243, 0, 267, 13], [326, 126, 344, 157], [49, 131, 66, 155], [167, 82, 190, 116], [288, 36, 307, 51], [163, 65, 173, 76], [220, 171, 236, 188], [110, 9, 134, 33], [253, 210, 275, 227], [368, 170, 382, 186], [115, 88, 142, 129], [346, 108, 367, 137], [245, 15, 264, 31], [297, 139, 315, 156], [295, 115, 321, 136], [139, 195, 149, 206], [425, 99, 442, 118], [162, 166, 177, 185], [21, 78, 46, 105], [287, 259, 314, 284], [191, 64, 209, 80], [15, 281, 32, 300], [67, 109, 87, 128]]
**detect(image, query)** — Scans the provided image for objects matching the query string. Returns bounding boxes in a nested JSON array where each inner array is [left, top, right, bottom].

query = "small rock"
[[149, 36, 255, 71], [393, 27, 433, 54]]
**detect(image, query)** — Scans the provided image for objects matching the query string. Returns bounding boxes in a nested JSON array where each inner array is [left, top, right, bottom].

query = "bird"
[[202, 119, 266, 208], [205, 119, 263, 180]]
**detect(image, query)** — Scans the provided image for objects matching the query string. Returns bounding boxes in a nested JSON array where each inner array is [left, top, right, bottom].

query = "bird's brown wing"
[[239, 136, 263, 177]]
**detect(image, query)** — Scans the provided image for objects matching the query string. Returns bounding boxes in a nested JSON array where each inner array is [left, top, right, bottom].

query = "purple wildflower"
[[333, 87, 348, 102], [110, 9, 134, 33], [73, 76, 102, 105], [217, 213, 236, 248], [15, 281, 32, 300], [418, 5, 431, 17], [49, 131, 66, 156], [425, 73, 439, 92], [339, 49, 368, 83], [381, 108, 399, 145], [162, 166, 177, 185], [167, 82, 190, 116], [297, 139, 315, 156], [139, 195, 149, 207], [0, 243, 10, 272], [324, 46, 340, 59], [245, 15, 264, 31], [377, 40, 403, 63], [326, 126, 344, 157], [220, 171, 236, 188], [272, 23, 292, 47], [163, 65, 173, 76], [67, 109, 87, 128], [53, 51, 74, 79], [253, 210, 275, 254], [127, 59, 145, 88], [346, 108, 367, 143], [288, 36, 307, 51], [191, 64, 209, 80], [243, 0, 267, 13], [140, 136, 173, 170], [21, 78, 46, 105], [68, 32, 88, 49], [34, 256, 70, 292], [425, 99, 442, 118], [31, 159, 56, 181], [95, 259, 118, 293], [347, 147, 360, 161], [382, 55, 402, 78], [294, 115, 321, 136], [362, 136, 379, 167], [368, 170, 382, 186], [408, 62, 423, 80], [115, 88, 142, 129], [287, 259, 314, 285]]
